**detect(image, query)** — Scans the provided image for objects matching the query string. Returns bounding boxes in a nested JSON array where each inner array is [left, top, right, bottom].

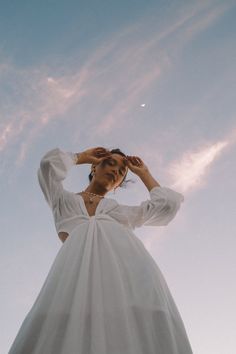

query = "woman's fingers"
[[95, 147, 110, 153], [135, 157, 142, 163], [93, 148, 111, 163], [95, 148, 110, 156], [127, 155, 142, 165], [95, 149, 142, 166], [98, 148, 111, 154], [93, 150, 143, 168], [95, 147, 107, 150]]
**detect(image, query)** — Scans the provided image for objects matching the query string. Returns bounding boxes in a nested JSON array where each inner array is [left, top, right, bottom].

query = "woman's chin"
[[97, 177, 113, 189]]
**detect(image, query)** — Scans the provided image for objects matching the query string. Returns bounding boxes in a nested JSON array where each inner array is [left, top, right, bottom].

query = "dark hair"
[[88, 148, 135, 188]]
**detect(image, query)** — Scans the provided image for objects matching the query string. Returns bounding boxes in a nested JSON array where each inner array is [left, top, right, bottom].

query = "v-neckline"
[[75, 193, 105, 218]]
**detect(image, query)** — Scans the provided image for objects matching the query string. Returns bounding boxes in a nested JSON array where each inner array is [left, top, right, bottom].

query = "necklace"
[[82, 190, 105, 204]]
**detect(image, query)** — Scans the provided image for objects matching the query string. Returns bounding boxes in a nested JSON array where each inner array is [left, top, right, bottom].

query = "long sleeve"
[[37, 148, 77, 210], [118, 186, 184, 230]]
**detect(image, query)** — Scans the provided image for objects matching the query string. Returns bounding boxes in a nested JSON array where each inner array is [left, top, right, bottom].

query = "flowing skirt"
[[8, 225, 193, 354]]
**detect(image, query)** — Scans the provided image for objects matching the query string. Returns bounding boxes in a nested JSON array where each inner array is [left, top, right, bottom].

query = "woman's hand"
[[126, 155, 149, 176], [79, 147, 112, 165]]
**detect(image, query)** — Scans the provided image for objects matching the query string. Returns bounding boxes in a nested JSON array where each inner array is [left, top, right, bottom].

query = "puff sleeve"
[[37, 148, 77, 209], [118, 186, 184, 229]]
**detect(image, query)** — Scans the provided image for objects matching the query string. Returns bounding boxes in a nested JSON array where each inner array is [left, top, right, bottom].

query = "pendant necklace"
[[82, 190, 104, 204]]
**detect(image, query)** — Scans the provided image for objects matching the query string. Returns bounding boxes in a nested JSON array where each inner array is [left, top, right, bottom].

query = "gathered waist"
[[56, 213, 115, 236]]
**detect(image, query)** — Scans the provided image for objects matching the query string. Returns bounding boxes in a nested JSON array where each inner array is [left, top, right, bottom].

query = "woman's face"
[[92, 153, 128, 190]]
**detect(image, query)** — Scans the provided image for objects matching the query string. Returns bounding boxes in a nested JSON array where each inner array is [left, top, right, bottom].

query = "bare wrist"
[[138, 169, 161, 191], [136, 168, 150, 178], [75, 152, 86, 164]]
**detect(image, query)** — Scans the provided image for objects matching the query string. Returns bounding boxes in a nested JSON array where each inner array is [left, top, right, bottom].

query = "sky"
[[1, 0, 236, 353]]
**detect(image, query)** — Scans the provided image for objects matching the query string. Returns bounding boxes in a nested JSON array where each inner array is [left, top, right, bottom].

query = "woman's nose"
[[111, 169, 118, 176]]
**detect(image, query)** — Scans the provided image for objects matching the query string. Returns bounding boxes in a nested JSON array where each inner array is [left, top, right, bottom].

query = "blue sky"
[[1, 0, 236, 353]]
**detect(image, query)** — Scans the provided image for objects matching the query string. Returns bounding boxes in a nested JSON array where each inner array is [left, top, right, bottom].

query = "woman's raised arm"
[[37, 148, 78, 210], [37, 146, 111, 210], [117, 186, 184, 229]]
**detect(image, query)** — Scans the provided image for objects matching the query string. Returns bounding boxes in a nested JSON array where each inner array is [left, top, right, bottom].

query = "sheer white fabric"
[[8, 148, 193, 354]]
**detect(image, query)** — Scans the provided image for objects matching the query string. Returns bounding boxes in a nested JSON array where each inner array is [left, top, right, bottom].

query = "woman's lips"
[[106, 173, 115, 182]]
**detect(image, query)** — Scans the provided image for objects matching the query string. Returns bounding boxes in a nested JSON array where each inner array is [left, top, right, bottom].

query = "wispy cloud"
[[0, 0, 233, 168], [168, 138, 231, 193]]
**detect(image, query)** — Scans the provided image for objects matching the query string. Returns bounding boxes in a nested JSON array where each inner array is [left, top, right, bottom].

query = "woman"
[[8, 146, 193, 354]]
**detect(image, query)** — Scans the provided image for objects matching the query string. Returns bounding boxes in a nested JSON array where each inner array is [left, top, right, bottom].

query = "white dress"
[[8, 148, 193, 354]]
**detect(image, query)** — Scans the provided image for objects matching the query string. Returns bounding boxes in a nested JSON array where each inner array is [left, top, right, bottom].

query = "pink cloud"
[[0, 0, 233, 167]]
